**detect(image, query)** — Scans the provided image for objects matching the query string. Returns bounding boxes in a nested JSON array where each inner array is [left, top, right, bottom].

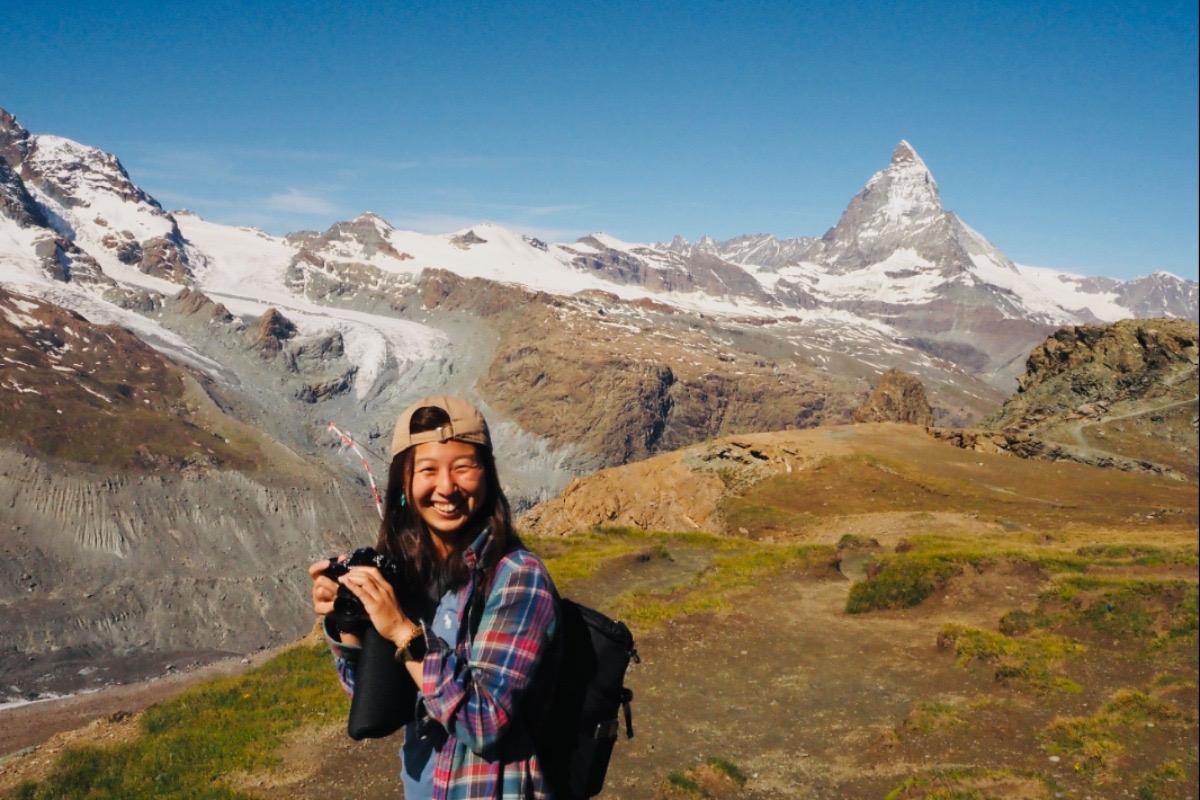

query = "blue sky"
[[2, 0, 1196, 279]]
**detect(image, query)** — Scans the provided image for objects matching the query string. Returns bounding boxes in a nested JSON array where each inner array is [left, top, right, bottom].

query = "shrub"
[[846, 554, 963, 613]]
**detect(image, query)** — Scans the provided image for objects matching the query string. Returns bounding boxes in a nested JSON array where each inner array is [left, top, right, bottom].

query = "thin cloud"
[[263, 189, 342, 215]]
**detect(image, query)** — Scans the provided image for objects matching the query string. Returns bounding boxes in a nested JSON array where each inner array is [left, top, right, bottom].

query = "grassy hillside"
[[4, 424, 1196, 799]]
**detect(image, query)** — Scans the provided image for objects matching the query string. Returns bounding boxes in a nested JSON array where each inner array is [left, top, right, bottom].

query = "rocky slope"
[[934, 319, 1199, 478], [0, 286, 373, 704], [519, 420, 1200, 537]]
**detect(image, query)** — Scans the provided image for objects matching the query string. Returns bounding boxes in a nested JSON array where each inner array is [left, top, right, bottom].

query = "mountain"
[[0, 109, 191, 284], [0, 283, 371, 705], [1, 104, 1196, 702]]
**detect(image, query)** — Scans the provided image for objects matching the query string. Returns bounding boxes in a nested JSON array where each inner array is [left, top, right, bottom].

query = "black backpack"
[[536, 597, 638, 799], [469, 559, 638, 799]]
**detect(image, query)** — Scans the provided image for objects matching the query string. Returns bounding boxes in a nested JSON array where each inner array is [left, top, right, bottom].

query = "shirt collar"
[[462, 526, 493, 571]]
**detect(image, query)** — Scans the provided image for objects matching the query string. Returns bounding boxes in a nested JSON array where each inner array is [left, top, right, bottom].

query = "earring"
[[399, 493, 407, 508]]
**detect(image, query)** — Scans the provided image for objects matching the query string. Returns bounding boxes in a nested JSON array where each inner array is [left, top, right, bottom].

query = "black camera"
[[322, 546, 404, 629]]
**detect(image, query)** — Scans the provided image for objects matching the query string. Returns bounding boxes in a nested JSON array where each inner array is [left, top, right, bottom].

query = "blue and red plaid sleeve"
[[421, 551, 558, 756], [323, 616, 360, 696]]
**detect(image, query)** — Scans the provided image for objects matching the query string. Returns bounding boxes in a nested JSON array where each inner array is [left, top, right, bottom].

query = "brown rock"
[[248, 307, 297, 356], [853, 369, 934, 426]]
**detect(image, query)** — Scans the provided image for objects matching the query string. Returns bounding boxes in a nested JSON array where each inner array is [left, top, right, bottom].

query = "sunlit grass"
[[1041, 689, 1185, 778], [612, 541, 835, 628], [9, 644, 347, 800], [938, 623, 1086, 693]]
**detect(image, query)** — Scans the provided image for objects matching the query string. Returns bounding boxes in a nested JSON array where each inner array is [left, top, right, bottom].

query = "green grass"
[[659, 757, 748, 799], [1074, 544, 1199, 567], [1039, 576, 1199, 642], [884, 766, 1054, 800], [534, 524, 837, 628], [1135, 759, 1189, 800], [612, 541, 834, 628], [1041, 689, 1185, 777], [846, 553, 966, 613], [663, 772, 706, 796], [899, 697, 1005, 735], [530, 529, 658, 589], [938, 624, 1085, 693], [843, 531, 1200, 616], [718, 494, 810, 536], [702, 757, 747, 786], [10, 644, 347, 800]]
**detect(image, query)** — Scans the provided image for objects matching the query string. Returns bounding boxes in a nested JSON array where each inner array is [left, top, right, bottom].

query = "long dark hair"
[[375, 405, 517, 593]]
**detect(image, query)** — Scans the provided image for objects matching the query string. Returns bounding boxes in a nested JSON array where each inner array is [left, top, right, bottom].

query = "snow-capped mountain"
[[1, 108, 191, 285], [3, 105, 1196, 698], [1, 102, 1195, 421]]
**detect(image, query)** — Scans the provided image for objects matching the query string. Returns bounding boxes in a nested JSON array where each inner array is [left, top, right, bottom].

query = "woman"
[[308, 396, 559, 799]]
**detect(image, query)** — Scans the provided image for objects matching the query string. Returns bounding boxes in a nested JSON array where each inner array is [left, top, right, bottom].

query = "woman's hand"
[[337, 566, 418, 646], [307, 557, 341, 616]]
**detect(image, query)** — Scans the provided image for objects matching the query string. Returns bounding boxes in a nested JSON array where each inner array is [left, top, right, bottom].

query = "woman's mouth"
[[431, 501, 462, 516]]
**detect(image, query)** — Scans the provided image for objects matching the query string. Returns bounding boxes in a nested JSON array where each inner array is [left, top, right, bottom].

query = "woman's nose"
[[435, 469, 457, 495]]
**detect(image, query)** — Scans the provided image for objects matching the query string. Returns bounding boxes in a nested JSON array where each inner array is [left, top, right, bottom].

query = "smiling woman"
[[307, 395, 560, 799]]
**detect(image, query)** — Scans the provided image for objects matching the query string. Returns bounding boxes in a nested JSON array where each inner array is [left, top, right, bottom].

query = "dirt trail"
[[1063, 393, 1199, 456], [248, 561, 1037, 800]]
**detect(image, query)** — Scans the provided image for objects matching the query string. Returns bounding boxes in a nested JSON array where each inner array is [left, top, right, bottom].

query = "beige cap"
[[390, 395, 491, 456]]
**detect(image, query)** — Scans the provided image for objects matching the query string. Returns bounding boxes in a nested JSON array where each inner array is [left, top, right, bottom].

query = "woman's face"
[[409, 439, 489, 545]]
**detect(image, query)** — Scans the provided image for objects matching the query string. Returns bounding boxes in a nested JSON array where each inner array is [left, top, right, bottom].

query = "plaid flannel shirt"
[[328, 530, 559, 800]]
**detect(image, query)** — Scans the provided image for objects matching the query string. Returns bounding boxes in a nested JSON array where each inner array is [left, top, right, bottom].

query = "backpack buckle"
[[593, 718, 620, 740]]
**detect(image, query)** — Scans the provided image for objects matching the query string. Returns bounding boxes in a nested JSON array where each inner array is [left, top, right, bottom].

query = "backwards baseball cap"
[[390, 395, 491, 456]]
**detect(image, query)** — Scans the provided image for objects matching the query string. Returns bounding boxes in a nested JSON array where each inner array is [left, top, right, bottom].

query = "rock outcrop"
[[934, 319, 1199, 478], [853, 369, 934, 425], [416, 270, 857, 469], [248, 307, 298, 356], [992, 318, 1198, 428]]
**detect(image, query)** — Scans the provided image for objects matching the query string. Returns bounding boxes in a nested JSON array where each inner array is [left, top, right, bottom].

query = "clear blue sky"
[[2, 0, 1196, 279]]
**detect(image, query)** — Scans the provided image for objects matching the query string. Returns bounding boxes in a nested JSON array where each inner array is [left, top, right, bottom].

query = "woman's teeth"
[[433, 502, 459, 514]]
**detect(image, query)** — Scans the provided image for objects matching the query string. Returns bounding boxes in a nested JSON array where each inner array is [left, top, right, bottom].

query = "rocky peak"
[[449, 229, 488, 250], [666, 234, 689, 253], [1113, 272, 1200, 319], [0, 107, 21, 135], [853, 368, 934, 425], [0, 158, 48, 228], [248, 307, 298, 356], [171, 287, 233, 322], [26, 134, 163, 211], [293, 212, 411, 262], [348, 211, 394, 234], [890, 139, 922, 166], [860, 139, 942, 220], [979, 318, 1199, 477], [0, 107, 34, 168], [803, 140, 951, 273]]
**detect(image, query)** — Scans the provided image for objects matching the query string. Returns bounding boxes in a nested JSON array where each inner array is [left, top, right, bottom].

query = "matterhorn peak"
[[891, 139, 924, 166], [860, 138, 942, 217]]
